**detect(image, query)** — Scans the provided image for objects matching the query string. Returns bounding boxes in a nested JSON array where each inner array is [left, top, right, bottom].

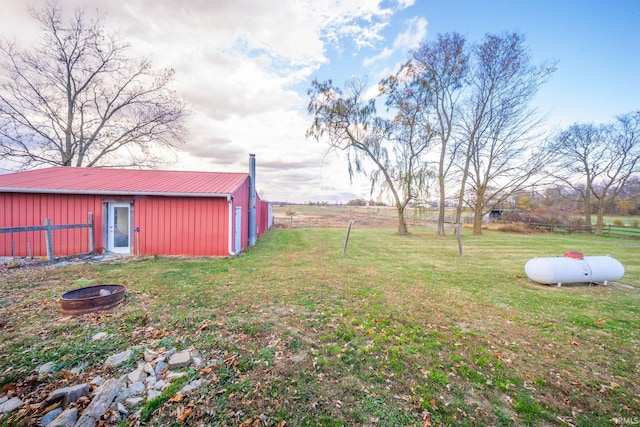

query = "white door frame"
[[107, 202, 132, 254]]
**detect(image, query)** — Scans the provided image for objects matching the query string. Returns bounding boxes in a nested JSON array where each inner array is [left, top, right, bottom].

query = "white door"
[[108, 203, 131, 254]]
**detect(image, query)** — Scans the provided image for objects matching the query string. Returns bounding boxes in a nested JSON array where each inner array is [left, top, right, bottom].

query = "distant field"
[[273, 204, 640, 238], [272, 204, 460, 229], [1, 208, 639, 426]]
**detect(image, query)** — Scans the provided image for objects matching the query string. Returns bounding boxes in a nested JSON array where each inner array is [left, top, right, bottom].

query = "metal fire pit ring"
[[60, 284, 125, 316]]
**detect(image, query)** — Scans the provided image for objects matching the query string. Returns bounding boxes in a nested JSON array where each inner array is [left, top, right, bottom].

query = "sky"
[[1, 0, 639, 203]]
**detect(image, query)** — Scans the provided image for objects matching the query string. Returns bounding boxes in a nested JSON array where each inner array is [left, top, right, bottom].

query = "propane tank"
[[525, 252, 624, 286]]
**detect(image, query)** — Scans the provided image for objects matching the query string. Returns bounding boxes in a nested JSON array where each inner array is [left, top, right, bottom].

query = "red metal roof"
[[0, 167, 249, 197]]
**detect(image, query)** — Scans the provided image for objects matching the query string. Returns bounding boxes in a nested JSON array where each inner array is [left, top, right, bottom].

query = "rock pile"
[[1, 344, 206, 427]]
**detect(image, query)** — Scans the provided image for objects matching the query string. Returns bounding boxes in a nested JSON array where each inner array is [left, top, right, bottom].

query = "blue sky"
[[318, 0, 640, 128], [1, 1, 638, 202]]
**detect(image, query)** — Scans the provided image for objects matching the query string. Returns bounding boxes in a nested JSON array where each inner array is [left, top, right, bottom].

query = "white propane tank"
[[524, 253, 624, 286]]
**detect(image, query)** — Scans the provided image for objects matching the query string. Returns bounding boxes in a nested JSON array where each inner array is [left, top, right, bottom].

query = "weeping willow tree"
[[307, 76, 434, 235]]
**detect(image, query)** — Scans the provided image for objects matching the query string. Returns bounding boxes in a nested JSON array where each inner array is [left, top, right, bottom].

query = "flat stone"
[[114, 387, 130, 403], [154, 359, 167, 376], [90, 376, 105, 386], [104, 350, 133, 368], [168, 351, 191, 369], [47, 407, 78, 427], [91, 332, 108, 341], [127, 366, 147, 384], [180, 379, 202, 395], [46, 383, 90, 408], [147, 390, 162, 401], [37, 361, 56, 375], [143, 349, 158, 362], [166, 372, 187, 380], [40, 407, 62, 426], [0, 397, 23, 413], [154, 380, 167, 390], [117, 402, 128, 415], [128, 381, 145, 395], [124, 397, 144, 408], [74, 378, 122, 427], [190, 349, 203, 366], [145, 377, 157, 390], [143, 363, 155, 377]]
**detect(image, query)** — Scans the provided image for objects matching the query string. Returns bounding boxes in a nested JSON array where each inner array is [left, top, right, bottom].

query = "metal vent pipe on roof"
[[249, 154, 257, 246]]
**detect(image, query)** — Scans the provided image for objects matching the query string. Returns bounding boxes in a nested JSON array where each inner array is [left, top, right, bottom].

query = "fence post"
[[342, 219, 355, 257], [88, 212, 95, 253], [44, 218, 54, 262], [454, 224, 463, 257]]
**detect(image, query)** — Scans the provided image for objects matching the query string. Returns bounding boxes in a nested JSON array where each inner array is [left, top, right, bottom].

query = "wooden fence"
[[0, 213, 94, 261], [526, 222, 640, 238]]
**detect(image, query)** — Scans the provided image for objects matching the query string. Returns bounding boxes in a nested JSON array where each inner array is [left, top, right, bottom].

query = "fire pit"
[[60, 284, 125, 316]]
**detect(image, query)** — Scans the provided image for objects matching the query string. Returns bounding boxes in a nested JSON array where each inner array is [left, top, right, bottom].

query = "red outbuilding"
[[0, 155, 271, 258]]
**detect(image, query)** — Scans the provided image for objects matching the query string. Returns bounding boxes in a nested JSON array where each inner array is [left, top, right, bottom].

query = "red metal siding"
[[0, 174, 270, 258], [0, 193, 104, 257], [134, 196, 230, 256]]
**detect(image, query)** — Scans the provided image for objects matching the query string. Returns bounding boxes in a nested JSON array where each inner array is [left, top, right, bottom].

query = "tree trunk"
[[584, 178, 592, 228], [396, 205, 409, 235], [437, 173, 446, 235], [471, 185, 485, 235], [455, 139, 473, 224], [472, 202, 483, 236], [595, 204, 605, 235]]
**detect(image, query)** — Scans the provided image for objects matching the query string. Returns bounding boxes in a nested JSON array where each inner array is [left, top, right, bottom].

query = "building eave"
[[0, 188, 233, 198]]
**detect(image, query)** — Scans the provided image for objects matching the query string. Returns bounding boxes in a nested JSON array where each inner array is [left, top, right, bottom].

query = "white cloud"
[[363, 16, 428, 68]]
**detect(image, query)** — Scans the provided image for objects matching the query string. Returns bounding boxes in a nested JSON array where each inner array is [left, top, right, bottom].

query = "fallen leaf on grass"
[[168, 393, 184, 403], [201, 366, 215, 374], [0, 383, 15, 394], [176, 406, 192, 422]]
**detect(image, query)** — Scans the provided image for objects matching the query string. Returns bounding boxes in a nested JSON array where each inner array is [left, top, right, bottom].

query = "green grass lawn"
[[1, 226, 639, 426]]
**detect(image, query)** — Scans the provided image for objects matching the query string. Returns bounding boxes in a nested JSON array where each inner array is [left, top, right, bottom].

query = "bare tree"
[[550, 123, 603, 229], [455, 33, 556, 235], [0, 2, 186, 170], [307, 77, 434, 235], [407, 32, 469, 235], [552, 112, 640, 234]]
